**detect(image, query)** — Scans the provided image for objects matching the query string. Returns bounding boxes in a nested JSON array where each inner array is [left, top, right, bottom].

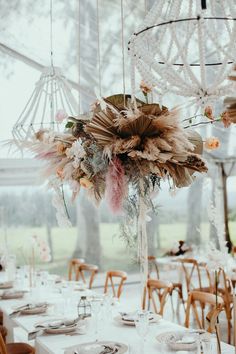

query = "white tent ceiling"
[[0, 0, 236, 185]]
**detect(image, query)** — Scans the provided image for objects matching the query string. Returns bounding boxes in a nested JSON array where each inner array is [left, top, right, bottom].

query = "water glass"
[[134, 310, 150, 354], [90, 299, 102, 341]]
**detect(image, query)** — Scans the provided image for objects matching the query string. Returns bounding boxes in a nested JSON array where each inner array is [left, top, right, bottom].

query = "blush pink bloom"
[[55, 109, 68, 123], [140, 80, 153, 94], [221, 111, 231, 128], [204, 106, 214, 121], [105, 157, 127, 214], [204, 137, 220, 150]]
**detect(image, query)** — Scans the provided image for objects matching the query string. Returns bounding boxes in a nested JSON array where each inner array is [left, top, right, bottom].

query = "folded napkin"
[[28, 317, 81, 340], [0, 281, 13, 289], [10, 302, 48, 317], [0, 290, 24, 300]]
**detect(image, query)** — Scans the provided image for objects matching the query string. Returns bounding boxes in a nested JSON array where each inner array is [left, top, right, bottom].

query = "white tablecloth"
[[0, 272, 235, 354], [0, 296, 234, 354]]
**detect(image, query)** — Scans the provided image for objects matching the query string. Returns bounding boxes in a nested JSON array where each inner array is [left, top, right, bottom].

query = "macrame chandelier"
[[128, 0, 236, 107], [12, 66, 77, 142], [12, 0, 78, 143]]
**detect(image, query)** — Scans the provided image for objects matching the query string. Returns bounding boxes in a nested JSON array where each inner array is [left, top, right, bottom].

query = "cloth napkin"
[[9, 302, 48, 317], [28, 317, 80, 340]]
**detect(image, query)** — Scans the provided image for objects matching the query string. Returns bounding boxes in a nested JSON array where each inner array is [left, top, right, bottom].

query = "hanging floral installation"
[[22, 89, 232, 225], [19, 85, 232, 306]]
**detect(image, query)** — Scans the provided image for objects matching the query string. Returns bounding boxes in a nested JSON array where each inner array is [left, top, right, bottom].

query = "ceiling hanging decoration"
[[12, 0, 78, 144], [128, 0, 236, 107]]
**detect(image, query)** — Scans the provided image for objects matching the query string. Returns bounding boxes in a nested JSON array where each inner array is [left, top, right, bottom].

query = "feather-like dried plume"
[[105, 157, 128, 214], [86, 94, 207, 187]]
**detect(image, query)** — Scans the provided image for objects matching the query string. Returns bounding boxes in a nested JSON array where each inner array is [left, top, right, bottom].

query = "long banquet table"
[[0, 272, 235, 354]]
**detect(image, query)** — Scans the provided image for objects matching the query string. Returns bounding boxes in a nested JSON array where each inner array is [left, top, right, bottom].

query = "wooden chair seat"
[[0, 333, 35, 354], [6, 343, 35, 354]]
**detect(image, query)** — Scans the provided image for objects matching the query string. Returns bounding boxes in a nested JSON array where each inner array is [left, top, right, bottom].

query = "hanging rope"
[[120, 0, 126, 103], [96, 0, 102, 97], [78, 0, 81, 114], [50, 0, 54, 70]]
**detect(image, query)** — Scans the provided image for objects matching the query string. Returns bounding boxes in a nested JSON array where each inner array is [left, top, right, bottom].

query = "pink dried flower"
[[105, 157, 127, 214], [140, 80, 153, 94], [204, 106, 214, 120], [204, 137, 220, 150], [55, 109, 68, 123], [221, 111, 231, 128]]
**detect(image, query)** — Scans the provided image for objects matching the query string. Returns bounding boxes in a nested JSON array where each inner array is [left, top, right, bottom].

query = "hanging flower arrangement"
[[21, 88, 232, 226]]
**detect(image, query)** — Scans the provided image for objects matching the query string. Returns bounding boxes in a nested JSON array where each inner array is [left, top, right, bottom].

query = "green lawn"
[[1, 222, 236, 276]]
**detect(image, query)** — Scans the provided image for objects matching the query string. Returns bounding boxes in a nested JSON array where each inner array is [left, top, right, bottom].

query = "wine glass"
[[134, 310, 149, 353], [90, 299, 102, 342]]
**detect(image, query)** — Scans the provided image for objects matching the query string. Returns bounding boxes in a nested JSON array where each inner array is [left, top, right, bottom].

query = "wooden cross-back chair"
[[148, 256, 185, 312], [143, 279, 173, 316], [216, 267, 233, 343], [185, 291, 224, 333], [0, 332, 35, 354], [76, 263, 98, 289], [68, 258, 84, 281], [104, 270, 127, 299], [179, 259, 213, 294]]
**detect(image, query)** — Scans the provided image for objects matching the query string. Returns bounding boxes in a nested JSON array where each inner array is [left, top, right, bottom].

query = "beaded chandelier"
[[128, 0, 236, 107]]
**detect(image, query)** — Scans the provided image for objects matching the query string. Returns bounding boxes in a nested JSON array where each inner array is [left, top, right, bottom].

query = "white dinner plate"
[[65, 341, 128, 354], [114, 313, 161, 326]]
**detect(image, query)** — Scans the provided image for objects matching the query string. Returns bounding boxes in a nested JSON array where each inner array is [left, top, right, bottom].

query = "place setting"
[[9, 302, 49, 317], [28, 317, 87, 340], [64, 341, 128, 354], [0, 289, 25, 300], [114, 311, 161, 326]]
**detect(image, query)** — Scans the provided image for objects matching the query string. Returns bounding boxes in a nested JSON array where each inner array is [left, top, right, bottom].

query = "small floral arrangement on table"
[[19, 235, 51, 287], [167, 240, 191, 257], [21, 82, 232, 231], [19, 235, 51, 263]]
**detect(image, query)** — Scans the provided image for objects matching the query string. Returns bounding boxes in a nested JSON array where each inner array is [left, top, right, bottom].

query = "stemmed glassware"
[[90, 298, 102, 342], [134, 310, 150, 354]]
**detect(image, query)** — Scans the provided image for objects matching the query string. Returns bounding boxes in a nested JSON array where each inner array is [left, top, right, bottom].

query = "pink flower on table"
[[221, 111, 231, 128], [204, 137, 220, 150], [204, 106, 214, 121], [55, 109, 68, 123]]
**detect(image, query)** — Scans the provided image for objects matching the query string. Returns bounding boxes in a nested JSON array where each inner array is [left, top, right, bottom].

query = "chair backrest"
[[185, 290, 224, 333], [76, 263, 98, 289], [148, 256, 160, 279], [217, 267, 232, 308], [68, 258, 84, 281], [145, 279, 173, 315], [0, 332, 7, 354], [179, 258, 202, 293], [104, 270, 127, 299]]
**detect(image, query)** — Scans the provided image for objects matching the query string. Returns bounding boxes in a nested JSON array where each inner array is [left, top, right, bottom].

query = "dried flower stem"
[[61, 184, 70, 220]]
